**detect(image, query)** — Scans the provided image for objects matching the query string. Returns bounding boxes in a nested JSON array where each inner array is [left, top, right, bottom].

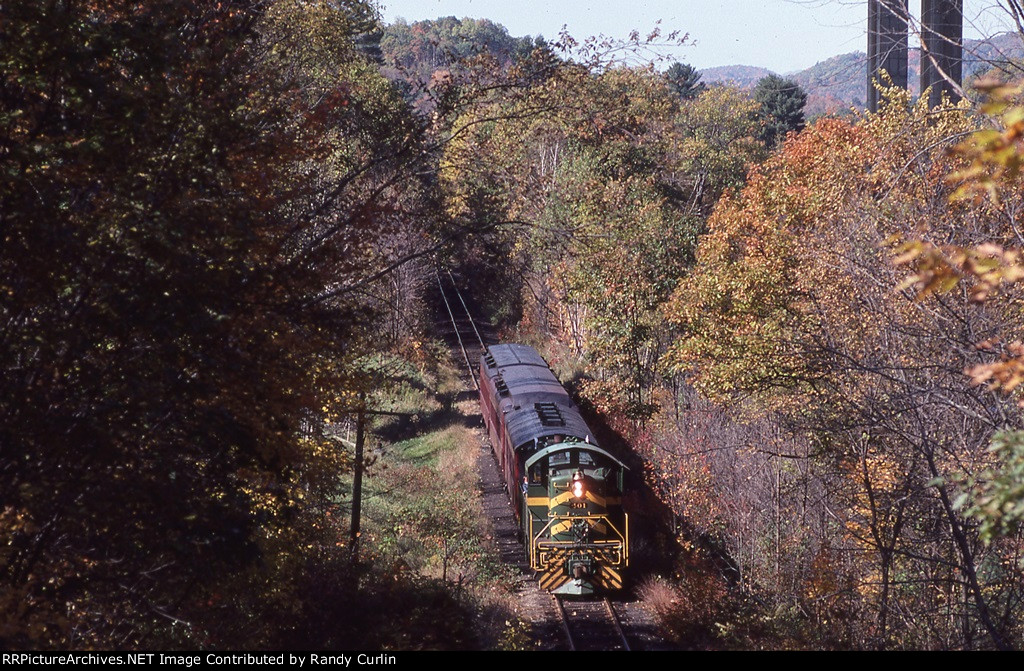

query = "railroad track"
[[435, 267, 668, 651], [553, 595, 631, 651], [435, 267, 489, 389], [435, 268, 663, 650]]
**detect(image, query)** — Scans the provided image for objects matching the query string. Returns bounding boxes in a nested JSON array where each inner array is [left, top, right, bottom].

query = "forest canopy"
[[3, 0, 1024, 651]]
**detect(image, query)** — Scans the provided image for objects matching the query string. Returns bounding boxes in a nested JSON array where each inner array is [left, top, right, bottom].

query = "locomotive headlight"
[[571, 472, 585, 499]]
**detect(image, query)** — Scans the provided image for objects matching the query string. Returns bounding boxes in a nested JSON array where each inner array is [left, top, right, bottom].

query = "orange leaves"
[[967, 342, 1024, 399], [804, 546, 843, 605], [664, 117, 880, 400]]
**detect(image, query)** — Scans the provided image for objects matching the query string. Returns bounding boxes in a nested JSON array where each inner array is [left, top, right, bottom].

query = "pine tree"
[[753, 74, 807, 148], [665, 61, 706, 100]]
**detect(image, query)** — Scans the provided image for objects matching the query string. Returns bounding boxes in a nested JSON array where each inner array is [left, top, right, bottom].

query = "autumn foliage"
[[657, 88, 1024, 649], [7, 0, 1024, 651], [0, 0, 434, 648]]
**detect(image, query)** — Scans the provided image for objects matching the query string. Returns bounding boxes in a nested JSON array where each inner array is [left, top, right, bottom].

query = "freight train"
[[479, 344, 629, 595]]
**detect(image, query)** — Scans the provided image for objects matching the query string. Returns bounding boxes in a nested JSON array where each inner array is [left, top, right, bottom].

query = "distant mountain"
[[960, 31, 1024, 81], [791, 51, 867, 116], [706, 32, 1024, 118], [378, 16, 1024, 118], [700, 65, 773, 88]]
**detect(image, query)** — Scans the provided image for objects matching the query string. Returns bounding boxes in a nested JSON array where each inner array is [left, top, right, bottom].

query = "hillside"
[[379, 16, 1023, 119], [380, 16, 544, 108], [724, 33, 1024, 117], [791, 51, 867, 116], [700, 64, 773, 88]]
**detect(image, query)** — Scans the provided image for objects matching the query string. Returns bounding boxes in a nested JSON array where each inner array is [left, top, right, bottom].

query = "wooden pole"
[[350, 393, 366, 562]]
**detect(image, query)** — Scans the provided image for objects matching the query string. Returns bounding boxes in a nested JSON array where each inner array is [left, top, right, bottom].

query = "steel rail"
[[553, 595, 632, 651], [603, 598, 631, 651], [552, 595, 577, 651], [435, 268, 480, 390], [446, 268, 485, 349]]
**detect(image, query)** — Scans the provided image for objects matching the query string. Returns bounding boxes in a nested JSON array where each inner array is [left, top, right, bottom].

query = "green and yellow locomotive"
[[479, 344, 629, 595]]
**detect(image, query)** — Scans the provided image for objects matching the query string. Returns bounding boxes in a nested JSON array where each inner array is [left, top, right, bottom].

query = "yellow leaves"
[[895, 240, 1024, 302], [948, 79, 1024, 204], [863, 450, 901, 494]]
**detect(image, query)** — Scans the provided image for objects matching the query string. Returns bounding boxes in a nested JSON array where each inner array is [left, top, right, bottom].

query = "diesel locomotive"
[[479, 344, 629, 595]]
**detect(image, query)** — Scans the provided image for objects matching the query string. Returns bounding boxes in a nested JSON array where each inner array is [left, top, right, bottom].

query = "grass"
[[347, 348, 531, 649], [389, 426, 461, 466]]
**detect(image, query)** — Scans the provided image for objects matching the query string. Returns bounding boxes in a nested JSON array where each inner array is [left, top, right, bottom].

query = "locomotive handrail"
[[529, 513, 628, 571]]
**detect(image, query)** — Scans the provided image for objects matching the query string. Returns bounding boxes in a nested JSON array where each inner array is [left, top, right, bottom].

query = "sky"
[[375, 0, 1018, 74]]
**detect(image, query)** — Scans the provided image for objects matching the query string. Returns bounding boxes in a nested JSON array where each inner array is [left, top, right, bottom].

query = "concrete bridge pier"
[[867, 0, 963, 111], [867, 0, 909, 111], [921, 0, 964, 107]]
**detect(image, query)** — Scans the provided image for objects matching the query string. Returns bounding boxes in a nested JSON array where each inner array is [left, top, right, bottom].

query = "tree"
[[673, 86, 765, 215], [438, 62, 763, 419], [0, 0, 434, 648], [379, 15, 543, 109], [665, 61, 706, 100], [753, 74, 808, 148], [896, 78, 1024, 548], [663, 87, 1023, 648]]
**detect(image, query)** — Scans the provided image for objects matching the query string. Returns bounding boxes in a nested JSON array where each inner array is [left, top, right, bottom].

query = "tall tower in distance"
[[921, 0, 964, 107], [867, 0, 909, 112], [867, 0, 963, 112]]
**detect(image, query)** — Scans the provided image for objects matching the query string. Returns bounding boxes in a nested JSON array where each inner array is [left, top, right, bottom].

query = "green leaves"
[[665, 61, 706, 100], [438, 62, 767, 418], [753, 74, 808, 149], [959, 431, 1024, 544]]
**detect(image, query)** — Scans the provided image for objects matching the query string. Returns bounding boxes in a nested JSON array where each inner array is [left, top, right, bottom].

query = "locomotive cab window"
[[528, 461, 546, 487], [547, 449, 597, 470], [538, 449, 626, 494], [549, 452, 571, 468]]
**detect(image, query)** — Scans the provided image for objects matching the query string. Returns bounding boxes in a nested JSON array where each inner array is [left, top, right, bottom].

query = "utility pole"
[[350, 392, 366, 562], [338, 397, 412, 563]]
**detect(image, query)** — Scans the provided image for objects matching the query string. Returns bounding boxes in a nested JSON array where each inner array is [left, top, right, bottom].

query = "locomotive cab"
[[524, 443, 629, 595]]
